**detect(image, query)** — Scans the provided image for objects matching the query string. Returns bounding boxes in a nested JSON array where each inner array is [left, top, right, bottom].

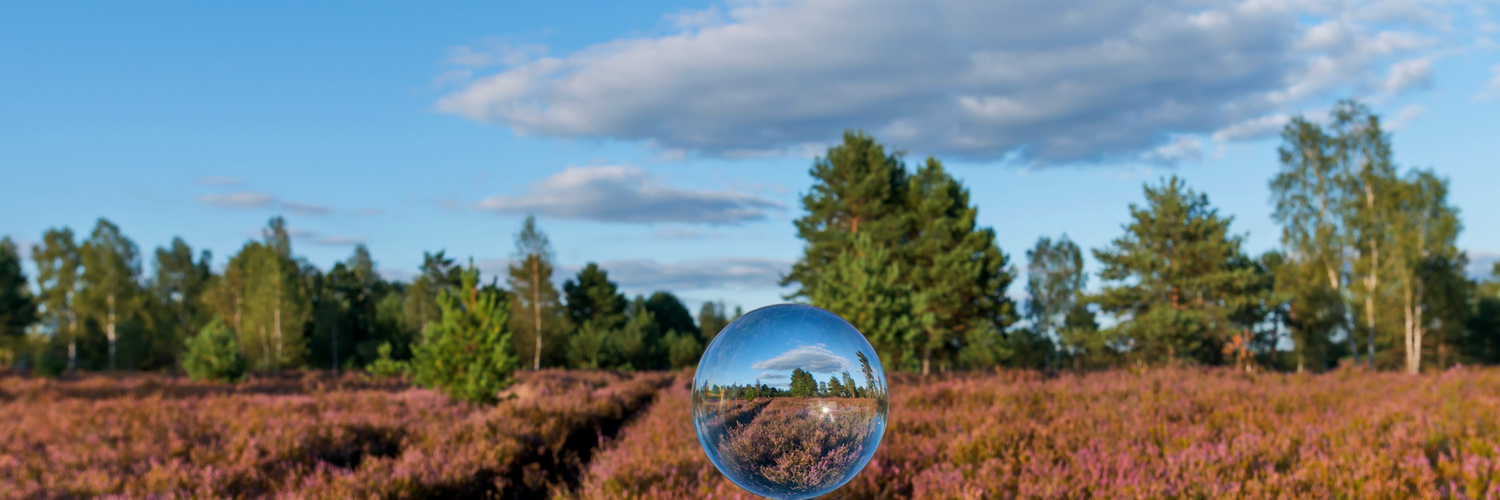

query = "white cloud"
[[197, 192, 337, 216], [199, 192, 275, 208], [197, 176, 244, 186], [1212, 114, 1291, 142], [751, 344, 853, 373], [755, 371, 789, 380], [310, 236, 365, 247], [1140, 136, 1203, 164], [474, 166, 783, 224], [1381, 57, 1433, 93], [437, 0, 1464, 164], [281, 201, 331, 216], [1386, 104, 1426, 131], [591, 257, 792, 293]]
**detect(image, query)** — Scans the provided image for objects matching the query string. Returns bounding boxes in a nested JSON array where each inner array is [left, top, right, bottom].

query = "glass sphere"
[[692, 304, 888, 500]]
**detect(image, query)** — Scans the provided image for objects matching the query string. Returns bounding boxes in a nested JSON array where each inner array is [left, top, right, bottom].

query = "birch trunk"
[[532, 257, 542, 371], [106, 293, 116, 372]]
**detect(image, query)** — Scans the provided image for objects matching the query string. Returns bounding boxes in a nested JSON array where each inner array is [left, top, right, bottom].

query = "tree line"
[[1, 99, 1496, 385], [0, 215, 740, 391], [787, 101, 1499, 375]]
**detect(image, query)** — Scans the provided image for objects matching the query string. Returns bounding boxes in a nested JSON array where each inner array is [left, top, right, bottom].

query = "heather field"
[[5, 369, 1500, 499]]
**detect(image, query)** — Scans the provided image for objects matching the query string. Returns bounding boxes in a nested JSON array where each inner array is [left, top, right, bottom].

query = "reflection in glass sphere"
[[692, 304, 888, 500]]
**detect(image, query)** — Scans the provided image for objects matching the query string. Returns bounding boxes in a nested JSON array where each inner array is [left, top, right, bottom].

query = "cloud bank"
[[474, 166, 783, 224], [752, 344, 853, 373], [438, 0, 1469, 164]]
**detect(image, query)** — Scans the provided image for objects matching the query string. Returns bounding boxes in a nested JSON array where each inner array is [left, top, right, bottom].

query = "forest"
[[0, 100, 1498, 391]]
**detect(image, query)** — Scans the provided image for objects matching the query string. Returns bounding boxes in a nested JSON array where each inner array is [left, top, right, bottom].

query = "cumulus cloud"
[[197, 176, 244, 186], [752, 344, 853, 374], [474, 166, 783, 224], [438, 0, 1463, 164], [199, 192, 275, 208], [591, 257, 791, 292]]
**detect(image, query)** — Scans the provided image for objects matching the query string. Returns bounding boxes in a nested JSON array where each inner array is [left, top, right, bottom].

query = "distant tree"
[[207, 217, 313, 370], [0, 237, 37, 361], [856, 351, 881, 398], [404, 250, 461, 336], [566, 320, 613, 370], [783, 131, 909, 301], [182, 317, 246, 382], [1271, 113, 1353, 363], [644, 291, 696, 342], [149, 237, 212, 369], [1387, 170, 1462, 374], [788, 368, 818, 397], [1093, 177, 1257, 365], [33, 228, 82, 372], [564, 263, 627, 331], [1026, 235, 1084, 369], [508, 216, 566, 370], [839, 371, 858, 398], [698, 301, 732, 342], [410, 263, 516, 404], [825, 375, 846, 398], [1058, 301, 1111, 369], [78, 219, 144, 371], [663, 328, 703, 369], [613, 297, 659, 371]]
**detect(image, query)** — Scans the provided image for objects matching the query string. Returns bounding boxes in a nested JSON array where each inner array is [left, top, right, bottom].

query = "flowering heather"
[[0, 369, 668, 499], [569, 368, 1500, 499]]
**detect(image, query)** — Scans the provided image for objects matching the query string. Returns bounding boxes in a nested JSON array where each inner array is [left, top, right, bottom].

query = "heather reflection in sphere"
[[692, 304, 888, 500]]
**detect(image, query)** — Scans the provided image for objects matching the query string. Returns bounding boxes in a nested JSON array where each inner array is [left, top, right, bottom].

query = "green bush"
[[364, 341, 408, 378], [182, 317, 246, 382]]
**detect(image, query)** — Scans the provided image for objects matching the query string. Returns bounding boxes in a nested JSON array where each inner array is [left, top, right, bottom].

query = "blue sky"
[[3, 0, 1498, 313]]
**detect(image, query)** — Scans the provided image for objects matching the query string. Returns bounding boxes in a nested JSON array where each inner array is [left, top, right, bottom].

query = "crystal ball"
[[692, 304, 889, 500]]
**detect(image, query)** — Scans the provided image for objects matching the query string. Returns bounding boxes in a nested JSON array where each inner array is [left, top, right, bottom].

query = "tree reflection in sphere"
[[692, 304, 888, 500]]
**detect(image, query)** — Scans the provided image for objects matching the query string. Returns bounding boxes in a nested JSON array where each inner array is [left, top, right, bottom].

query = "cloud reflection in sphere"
[[692, 304, 888, 500]]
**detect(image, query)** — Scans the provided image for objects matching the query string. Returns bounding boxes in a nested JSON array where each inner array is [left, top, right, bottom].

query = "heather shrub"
[[410, 266, 517, 404], [181, 317, 245, 382]]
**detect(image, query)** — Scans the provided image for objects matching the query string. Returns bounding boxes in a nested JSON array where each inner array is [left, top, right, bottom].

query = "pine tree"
[[1093, 177, 1257, 365], [902, 158, 1015, 375], [0, 237, 37, 358], [810, 232, 914, 371], [783, 130, 908, 300], [563, 263, 627, 331], [404, 250, 460, 336], [508, 216, 566, 370], [410, 263, 517, 403], [788, 367, 818, 397], [78, 219, 144, 371], [32, 228, 82, 372]]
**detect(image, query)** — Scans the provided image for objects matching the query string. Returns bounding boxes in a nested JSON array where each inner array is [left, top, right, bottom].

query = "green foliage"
[[148, 237, 212, 371], [365, 341, 408, 378], [1093, 176, 1257, 365], [788, 368, 817, 397], [791, 133, 1014, 374], [697, 300, 733, 343], [567, 319, 613, 370], [1026, 235, 1084, 367], [78, 218, 145, 372], [564, 263, 627, 331], [663, 329, 703, 369], [410, 263, 517, 404], [644, 292, 696, 344], [182, 317, 246, 382], [0, 237, 37, 365], [204, 217, 313, 371]]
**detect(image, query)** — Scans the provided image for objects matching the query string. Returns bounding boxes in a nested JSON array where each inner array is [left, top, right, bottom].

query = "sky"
[[695, 304, 883, 390], [3, 0, 1498, 314]]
